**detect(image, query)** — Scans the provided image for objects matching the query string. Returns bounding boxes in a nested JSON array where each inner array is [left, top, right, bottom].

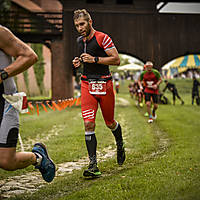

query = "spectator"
[[192, 76, 200, 105], [163, 80, 184, 105]]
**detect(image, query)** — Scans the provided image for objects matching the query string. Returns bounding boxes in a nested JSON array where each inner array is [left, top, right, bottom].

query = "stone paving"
[[0, 146, 117, 199]]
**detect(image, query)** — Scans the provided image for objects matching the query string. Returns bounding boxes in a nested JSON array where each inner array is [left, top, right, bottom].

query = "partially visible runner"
[[142, 64, 148, 116], [138, 61, 162, 123], [128, 82, 134, 98], [0, 25, 55, 182], [115, 80, 120, 94], [133, 80, 143, 107], [163, 80, 184, 105], [72, 9, 125, 178]]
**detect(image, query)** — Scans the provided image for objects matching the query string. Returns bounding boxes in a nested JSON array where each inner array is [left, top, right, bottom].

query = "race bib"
[[88, 81, 106, 95], [146, 81, 154, 88]]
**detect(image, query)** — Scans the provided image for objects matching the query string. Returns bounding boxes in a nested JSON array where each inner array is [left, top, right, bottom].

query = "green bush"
[[31, 43, 45, 95]]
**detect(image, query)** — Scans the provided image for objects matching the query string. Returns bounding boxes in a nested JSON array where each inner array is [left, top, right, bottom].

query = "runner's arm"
[[162, 85, 167, 93], [80, 47, 120, 66], [98, 47, 120, 66], [138, 80, 143, 90], [152, 77, 162, 90], [138, 72, 144, 90], [0, 26, 38, 81]]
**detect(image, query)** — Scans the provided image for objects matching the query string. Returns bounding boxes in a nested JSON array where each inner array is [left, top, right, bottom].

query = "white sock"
[[111, 121, 119, 132], [34, 152, 42, 166]]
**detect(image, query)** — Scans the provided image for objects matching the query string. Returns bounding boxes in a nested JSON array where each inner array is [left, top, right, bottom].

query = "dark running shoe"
[[32, 143, 56, 182], [83, 163, 101, 177], [117, 142, 126, 165]]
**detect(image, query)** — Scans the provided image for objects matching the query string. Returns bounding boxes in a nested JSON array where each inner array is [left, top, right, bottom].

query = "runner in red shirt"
[[72, 9, 125, 177], [138, 61, 162, 123]]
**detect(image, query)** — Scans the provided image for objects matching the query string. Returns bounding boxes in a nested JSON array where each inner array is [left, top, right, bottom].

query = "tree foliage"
[[0, 0, 11, 11]]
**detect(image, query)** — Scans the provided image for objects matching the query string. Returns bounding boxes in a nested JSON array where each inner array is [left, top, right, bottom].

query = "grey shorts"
[[0, 100, 19, 148]]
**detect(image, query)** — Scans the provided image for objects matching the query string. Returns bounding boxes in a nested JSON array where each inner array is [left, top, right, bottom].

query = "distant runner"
[[138, 61, 162, 123]]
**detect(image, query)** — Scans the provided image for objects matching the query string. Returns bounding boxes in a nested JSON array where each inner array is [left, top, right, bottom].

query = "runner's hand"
[[80, 53, 95, 63], [72, 57, 81, 68], [152, 84, 158, 90]]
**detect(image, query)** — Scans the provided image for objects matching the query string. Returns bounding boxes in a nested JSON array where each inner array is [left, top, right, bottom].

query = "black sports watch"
[[0, 69, 9, 80], [94, 57, 99, 63]]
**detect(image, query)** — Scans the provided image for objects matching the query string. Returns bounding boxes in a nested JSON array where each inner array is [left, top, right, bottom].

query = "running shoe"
[[148, 118, 153, 123], [83, 163, 101, 177], [152, 114, 157, 120], [117, 142, 126, 165], [139, 103, 143, 107], [32, 143, 56, 182]]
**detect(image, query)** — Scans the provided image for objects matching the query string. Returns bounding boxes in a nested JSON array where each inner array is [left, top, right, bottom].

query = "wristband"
[[0, 69, 9, 80], [94, 57, 99, 63]]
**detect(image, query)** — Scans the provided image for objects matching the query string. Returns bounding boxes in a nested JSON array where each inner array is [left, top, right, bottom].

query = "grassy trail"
[[7, 95, 172, 200], [1, 79, 200, 200]]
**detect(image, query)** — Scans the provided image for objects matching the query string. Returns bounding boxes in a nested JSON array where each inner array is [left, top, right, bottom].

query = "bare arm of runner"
[[0, 26, 38, 84], [80, 47, 120, 66], [152, 78, 162, 90], [138, 80, 143, 91]]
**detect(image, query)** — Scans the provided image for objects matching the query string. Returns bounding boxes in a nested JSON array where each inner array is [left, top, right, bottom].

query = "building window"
[[116, 0, 133, 4], [86, 0, 103, 3]]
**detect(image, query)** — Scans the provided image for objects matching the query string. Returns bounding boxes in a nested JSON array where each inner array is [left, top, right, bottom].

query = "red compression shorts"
[[81, 79, 115, 126]]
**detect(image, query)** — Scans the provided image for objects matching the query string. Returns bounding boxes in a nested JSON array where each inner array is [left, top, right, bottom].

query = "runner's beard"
[[85, 25, 91, 37]]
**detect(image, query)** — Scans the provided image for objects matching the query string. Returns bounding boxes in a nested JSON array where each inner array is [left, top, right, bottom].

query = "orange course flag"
[[63, 99, 71, 109], [36, 103, 39, 116], [46, 101, 55, 111], [69, 98, 77, 107], [52, 101, 62, 111], [28, 102, 35, 114], [41, 103, 48, 112], [76, 97, 81, 106]]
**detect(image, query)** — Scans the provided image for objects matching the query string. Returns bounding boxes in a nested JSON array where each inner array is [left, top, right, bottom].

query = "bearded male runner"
[[72, 9, 125, 177]]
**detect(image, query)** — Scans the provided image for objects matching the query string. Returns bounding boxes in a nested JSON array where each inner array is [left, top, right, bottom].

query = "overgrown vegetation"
[[23, 70, 30, 95], [31, 43, 45, 95]]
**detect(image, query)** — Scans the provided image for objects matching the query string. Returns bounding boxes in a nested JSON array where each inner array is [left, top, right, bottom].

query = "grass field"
[[0, 78, 200, 200]]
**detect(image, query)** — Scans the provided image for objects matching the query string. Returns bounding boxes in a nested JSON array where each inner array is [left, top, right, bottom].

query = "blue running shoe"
[[32, 143, 56, 182]]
